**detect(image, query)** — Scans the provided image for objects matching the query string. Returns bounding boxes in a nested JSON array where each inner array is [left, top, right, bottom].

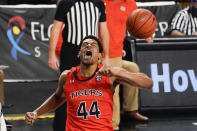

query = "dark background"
[[0, 0, 56, 5], [0, 0, 191, 9]]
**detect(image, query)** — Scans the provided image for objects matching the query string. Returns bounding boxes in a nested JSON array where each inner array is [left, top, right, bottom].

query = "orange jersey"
[[64, 65, 114, 131], [103, 0, 138, 58]]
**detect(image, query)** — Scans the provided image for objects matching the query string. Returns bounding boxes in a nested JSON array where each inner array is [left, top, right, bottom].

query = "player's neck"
[[79, 64, 98, 77]]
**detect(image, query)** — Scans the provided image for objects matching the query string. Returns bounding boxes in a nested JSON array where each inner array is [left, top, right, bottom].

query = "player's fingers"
[[26, 112, 32, 119], [98, 68, 105, 76], [97, 69, 103, 75], [98, 67, 111, 77], [25, 112, 37, 125], [26, 119, 33, 125], [103, 66, 111, 76], [25, 117, 33, 125], [25, 113, 32, 123]]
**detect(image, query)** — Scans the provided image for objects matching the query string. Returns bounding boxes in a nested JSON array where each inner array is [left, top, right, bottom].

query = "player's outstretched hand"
[[25, 112, 38, 125]]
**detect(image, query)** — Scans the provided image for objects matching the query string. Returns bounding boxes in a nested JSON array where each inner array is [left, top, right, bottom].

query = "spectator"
[[103, 0, 153, 130], [49, 0, 110, 131], [171, 0, 197, 36]]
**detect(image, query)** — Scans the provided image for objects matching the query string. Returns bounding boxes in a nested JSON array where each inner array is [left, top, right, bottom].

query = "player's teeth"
[[85, 55, 91, 59]]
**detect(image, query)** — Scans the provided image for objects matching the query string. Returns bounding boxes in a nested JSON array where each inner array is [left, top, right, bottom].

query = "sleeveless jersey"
[[64, 65, 114, 131]]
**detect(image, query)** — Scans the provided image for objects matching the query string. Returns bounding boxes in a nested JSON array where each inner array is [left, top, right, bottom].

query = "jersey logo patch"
[[96, 75, 102, 81], [120, 6, 126, 12]]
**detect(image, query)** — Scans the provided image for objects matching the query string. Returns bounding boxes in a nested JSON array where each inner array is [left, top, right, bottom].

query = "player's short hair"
[[79, 35, 103, 53]]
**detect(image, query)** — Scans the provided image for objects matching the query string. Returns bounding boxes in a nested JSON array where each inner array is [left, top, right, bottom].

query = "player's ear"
[[97, 53, 102, 64]]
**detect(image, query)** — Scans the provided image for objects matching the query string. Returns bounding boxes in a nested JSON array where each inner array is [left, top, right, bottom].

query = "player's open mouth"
[[85, 50, 92, 59]]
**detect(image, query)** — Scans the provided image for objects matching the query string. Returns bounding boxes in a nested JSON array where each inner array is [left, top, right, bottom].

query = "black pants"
[[53, 43, 80, 131], [53, 102, 67, 131]]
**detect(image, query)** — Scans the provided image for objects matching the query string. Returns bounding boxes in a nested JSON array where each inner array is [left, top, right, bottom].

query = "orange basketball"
[[126, 9, 157, 39]]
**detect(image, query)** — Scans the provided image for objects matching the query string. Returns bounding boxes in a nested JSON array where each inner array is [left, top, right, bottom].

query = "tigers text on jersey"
[[64, 65, 114, 131]]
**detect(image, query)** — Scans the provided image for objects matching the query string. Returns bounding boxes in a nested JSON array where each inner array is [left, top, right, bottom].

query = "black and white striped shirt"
[[55, 0, 106, 45], [171, 6, 197, 35]]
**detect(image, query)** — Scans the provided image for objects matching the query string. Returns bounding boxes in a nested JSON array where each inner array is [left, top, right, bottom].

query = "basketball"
[[126, 9, 157, 39]]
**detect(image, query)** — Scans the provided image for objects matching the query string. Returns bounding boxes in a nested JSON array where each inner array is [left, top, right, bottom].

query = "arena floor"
[[4, 112, 197, 131], [2, 81, 197, 131]]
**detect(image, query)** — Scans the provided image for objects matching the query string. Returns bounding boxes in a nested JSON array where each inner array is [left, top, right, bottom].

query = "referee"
[[171, 0, 197, 36]]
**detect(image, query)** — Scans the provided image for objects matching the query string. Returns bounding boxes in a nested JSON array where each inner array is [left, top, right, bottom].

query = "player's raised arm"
[[25, 70, 69, 125], [99, 67, 153, 89]]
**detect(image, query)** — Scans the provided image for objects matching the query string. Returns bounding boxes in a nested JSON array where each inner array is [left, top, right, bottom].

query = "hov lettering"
[[151, 63, 197, 93]]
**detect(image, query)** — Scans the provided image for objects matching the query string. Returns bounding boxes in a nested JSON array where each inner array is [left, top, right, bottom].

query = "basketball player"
[[25, 35, 153, 130]]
